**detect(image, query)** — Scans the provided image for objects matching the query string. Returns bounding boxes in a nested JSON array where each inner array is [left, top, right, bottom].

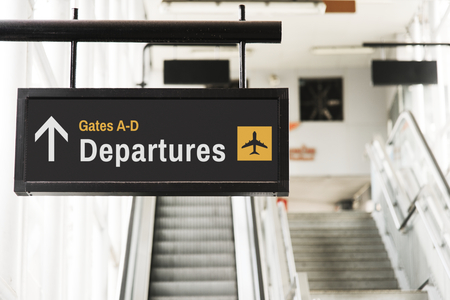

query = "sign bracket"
[[239, 5, 246, 89], [70, 8, 78, 88], [0, 5, 280, 88]]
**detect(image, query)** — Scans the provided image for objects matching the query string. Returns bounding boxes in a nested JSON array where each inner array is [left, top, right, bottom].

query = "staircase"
[[288, 212, 428, 300], [148, 196, 238, 300]]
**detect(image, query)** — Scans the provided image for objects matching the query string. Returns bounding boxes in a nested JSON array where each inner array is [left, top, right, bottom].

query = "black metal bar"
[[70, 8, 78, 88], [0, 20, 281, 44], [137, 44, 152, 88], [418, 278, 429, 290], [364, 42, 450, 47], [399, 205, 416, 231], [239, 5, 246, 89], [399, 186, 424, 230]]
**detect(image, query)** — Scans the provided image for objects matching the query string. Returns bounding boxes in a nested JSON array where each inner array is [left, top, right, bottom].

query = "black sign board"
[[371, 60, 438, 85], [164, 60, 230, 85], [15, 88, 289, 196]]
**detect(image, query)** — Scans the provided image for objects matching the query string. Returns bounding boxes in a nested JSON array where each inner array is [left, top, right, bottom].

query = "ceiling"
[[142, 0, 420, 207], [143, 0, 422, 71]]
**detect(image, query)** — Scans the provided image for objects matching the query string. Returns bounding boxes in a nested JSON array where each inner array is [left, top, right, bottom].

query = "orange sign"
[[290, 145, 316, 161]]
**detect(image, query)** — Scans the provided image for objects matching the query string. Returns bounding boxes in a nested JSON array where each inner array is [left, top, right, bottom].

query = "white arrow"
[[35, 116, 68, 162]]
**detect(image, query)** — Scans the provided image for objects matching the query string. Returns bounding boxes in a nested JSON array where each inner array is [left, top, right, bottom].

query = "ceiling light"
[[159, 2, 326, 15], [311, 46, 375, 55]]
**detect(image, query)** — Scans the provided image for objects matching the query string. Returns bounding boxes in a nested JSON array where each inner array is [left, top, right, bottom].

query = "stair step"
[[151, 267, 236, 281], [290, 229, 380, 238], [288, 212, 372, 220], [293, 244, 386, 252], [157, 206, 231, 218], [154, 217, 232, 229], [294, 251, 388, 260], [289, 212, 400, 292], [158, 197, 231, 206], [296, 260, 393, 271], [149, 281, 237, 296], [153, 241, 235, 254], [154, 229, 233, 241], [308, 280, 398, 290], [289, 220, 376, 229], [307, 270, 396, 280], [291, 237, 383, 245], [152, 254, 235, 268], [310, 290, 428, 300]]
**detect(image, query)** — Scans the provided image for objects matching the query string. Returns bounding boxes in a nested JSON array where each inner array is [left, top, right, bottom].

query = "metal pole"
[[239, 5, 246, 89], [70, 8, 78, 88]]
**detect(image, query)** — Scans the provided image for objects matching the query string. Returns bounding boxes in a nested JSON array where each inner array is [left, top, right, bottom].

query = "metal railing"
[[367, 110, 450, 282], [256, 197, 301, 300]]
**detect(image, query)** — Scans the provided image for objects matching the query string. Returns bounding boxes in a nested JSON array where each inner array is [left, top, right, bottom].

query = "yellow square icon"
[[237, 126, 272, 161]]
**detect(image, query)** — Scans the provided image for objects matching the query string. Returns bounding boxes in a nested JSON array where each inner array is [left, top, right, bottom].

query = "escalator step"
[[154, 217, 232, 229], [154, 229, 233, 241], [152, 254, 236, 268], [150, 297, 237, 300], [151, 267, 236, 281], [153, 241, 235, 254], [157, 206, 231, 218], [158, 197, 231, 206], [149, 281, 237, 296], [149, 197, 237, 299]]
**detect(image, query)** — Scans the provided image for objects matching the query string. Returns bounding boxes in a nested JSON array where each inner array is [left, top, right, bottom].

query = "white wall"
[[0, 1, 29, 299], [249, 67, 388, 176], [0, 1, 144, 300]]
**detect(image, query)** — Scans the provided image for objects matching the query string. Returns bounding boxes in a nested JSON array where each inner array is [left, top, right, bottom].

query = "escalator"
[[118, 196, 266, 300], [148, 196, 238, 299]]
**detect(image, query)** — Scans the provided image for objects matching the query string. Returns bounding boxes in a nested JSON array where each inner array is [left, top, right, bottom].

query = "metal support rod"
[[70, 8, 78, 88], [239, 5, 246, 89], [137, 44, 152, 88], [0, 20, 281, 44]]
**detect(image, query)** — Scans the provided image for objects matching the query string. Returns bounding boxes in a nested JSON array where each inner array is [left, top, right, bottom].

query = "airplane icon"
[[241, 131, 268, 155]]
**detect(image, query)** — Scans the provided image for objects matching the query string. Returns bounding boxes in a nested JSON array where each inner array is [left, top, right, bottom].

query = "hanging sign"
[[14, 88, 289, 196]]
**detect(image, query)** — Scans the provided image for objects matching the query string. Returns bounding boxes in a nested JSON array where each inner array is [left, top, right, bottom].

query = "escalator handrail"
[[387, 110, 450, 210], [277, 202, 301, 300], [117, 198, 137, 300], [250, 197, 266, 300]]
